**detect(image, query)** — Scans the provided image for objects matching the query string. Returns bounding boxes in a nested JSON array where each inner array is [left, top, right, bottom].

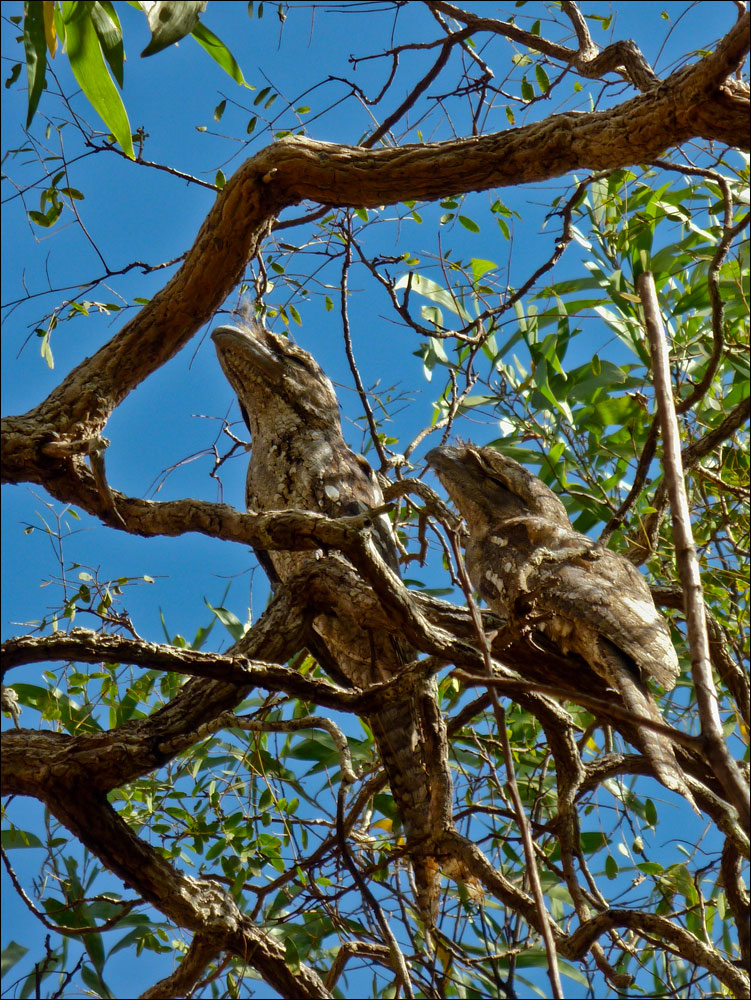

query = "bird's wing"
[[473, 517, 680, 691]]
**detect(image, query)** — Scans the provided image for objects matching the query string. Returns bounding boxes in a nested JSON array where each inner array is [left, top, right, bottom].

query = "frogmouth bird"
[[427, 442, 693, 805], [213, 322, 454, 924]]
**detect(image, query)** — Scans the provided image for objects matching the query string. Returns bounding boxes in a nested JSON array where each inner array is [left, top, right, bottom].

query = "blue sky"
[[1, 2, 743, 997]]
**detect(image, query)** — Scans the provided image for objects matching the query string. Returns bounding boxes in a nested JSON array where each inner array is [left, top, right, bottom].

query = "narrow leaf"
[[64, 3, 134, 158], [192, 22, 247, 85], [90, 1, 124, 87], [535, 64, 550, 93], [23, 1, 47, 127], [458, 215, 480, 233], [1, 942, 29, 977]]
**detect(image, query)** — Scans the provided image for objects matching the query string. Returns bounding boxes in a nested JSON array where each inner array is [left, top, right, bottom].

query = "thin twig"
[[340, 221, 389, 470], [446, 531, 564, 999], [335, 785, 415, 998], [1, 845, 137, 934]]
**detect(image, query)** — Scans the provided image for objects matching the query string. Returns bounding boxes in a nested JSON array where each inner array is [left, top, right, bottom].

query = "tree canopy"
[[1, 3, 749, 998]]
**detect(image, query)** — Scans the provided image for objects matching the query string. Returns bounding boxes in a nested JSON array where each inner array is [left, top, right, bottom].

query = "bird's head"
[[426, 443, 570, 528], [212, 323, 341, 437]]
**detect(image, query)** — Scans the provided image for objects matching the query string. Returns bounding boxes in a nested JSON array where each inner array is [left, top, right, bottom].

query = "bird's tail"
[[609, 668, 699, 812], [367, 678, 455, 926]]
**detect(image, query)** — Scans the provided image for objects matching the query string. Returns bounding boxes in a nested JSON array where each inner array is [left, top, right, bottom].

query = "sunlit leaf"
[[63, 1, 134, 157], [23, 1, 47, 127]]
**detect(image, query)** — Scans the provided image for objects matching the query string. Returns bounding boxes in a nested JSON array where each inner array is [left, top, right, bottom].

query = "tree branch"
[[637, 271, 749, 830]]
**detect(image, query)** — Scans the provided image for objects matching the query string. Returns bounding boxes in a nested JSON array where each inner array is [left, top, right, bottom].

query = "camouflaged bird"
[[213, 322, 454, 924], [427, 443, 694, 806]]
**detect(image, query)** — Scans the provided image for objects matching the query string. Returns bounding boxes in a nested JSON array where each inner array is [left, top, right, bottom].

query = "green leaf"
[[2, 827, 44, 849], [80, 962, 109, 996], [23, 1, 47, 128], [62, 1, 134, 158], [29, 208, 57, 228], [531, 359, 574, 423], [285, 936, 301, 974], [285, 732, 340, 766], [90, 1, 124, 88], [637, 861, 665, 876], [660, 863, 699, 905], [395, 273, 471, 322], [205, 601, 247, 641], [1, 942, 29, 977], [579, 831, 607, 854], [204, 839, 227, 861], [191, 22, 247, 85], [421, 305, 443, 329], [470, 258, 497, 282], [535, 64, 550, 93], [40, 328, 54, 368], [458, 215, 480, 233], [644, 798, 658, 827]]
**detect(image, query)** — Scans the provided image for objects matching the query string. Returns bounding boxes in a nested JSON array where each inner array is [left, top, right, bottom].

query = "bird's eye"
[[285, 354, 311, 370], [487, 474, 511, 493], [238, 401, 251, 433]]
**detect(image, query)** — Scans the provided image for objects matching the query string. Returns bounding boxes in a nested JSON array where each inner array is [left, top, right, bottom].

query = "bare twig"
[[446, 531, 564, 1000], [339, 221, 389, 470], [1, 845, 137, 935], [335, 785, 414, 998]]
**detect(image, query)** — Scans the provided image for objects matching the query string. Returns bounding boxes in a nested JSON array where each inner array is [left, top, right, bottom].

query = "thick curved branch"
[[36, 783, 332, 999], [564, 908, 748, 997], [140, 933, 222, 1000], [1, 628, 358, 710], [1, 565, 339, 797], [0, 546, 480, 803], [2, 16, 748, 491]]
